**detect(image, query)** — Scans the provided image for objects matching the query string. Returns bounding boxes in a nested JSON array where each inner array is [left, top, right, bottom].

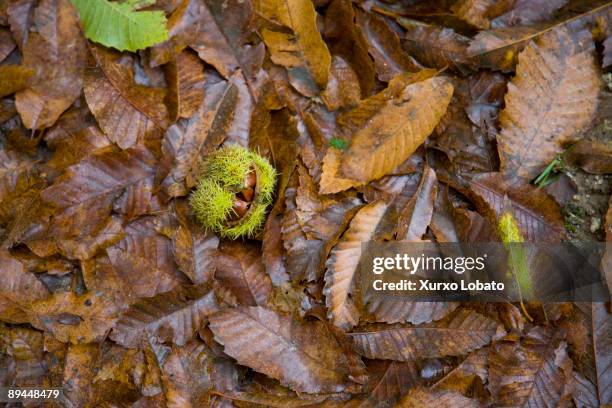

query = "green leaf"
[[70, 0, 168, 52]]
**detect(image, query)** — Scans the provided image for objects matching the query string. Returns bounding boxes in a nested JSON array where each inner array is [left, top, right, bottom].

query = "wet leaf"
[[350, 309, 504, 361], [497, 27, 600, 181], [396, 387, 480, 407], [324, 201, 387, 330], [14, 0, 87, 129], [165, 50, 206, 122], [84, 45, 169, 149], [209, 306, 360, 394], [111, 285, 219, 348]]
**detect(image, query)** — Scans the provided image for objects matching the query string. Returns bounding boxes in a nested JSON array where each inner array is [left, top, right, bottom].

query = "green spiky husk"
[[190, 145, 276, 239]]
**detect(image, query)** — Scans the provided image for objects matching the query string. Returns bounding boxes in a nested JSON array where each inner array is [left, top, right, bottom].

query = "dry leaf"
[[396, 387, 480, 407], [165, 50, 206, 122], [497, 27, 600, 181], [255, 0, 331, 96]]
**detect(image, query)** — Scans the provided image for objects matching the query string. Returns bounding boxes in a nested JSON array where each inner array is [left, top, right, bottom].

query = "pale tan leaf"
[[337, 76, 453, 184], [324, 201, 388, 330], [497, 27, 600, 180]]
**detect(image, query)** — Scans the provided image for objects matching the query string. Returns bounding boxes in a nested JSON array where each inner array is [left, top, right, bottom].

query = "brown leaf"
[[6, 0, 36, 49], [434, 348, 489, 395], [467, 172, 565, 242], [366, 299, 459, 327], [165, 50, 206, 122], [255, 0, 332, 96], [565, 140, 612, 174], [324, 201, 388, 330], [491, 0, 568, 28], [106, 217, 186, 300], [62, 343, 98, 407], [497, 27, 600, 181], [350, 309, 504, 361], [39, 147, 156, 259], [158, 75, 238, 197], [361, 360, 420, 407], [0, 65, 33, 98], [215, 240, 272, 307], [111, 284, 219, 348], [322, 56, 361, 111], [173, 209, 219, 285], [451, 0, 500, 29], [0, 27, 16, 62], [328, 76, 453, 186], [488, 328, 573, 407], [209, 306, 359, 394], [467, 3, 612, 71], [592, 302, 612, 405], [355, 10, 421, 81], [282, 163, 362, 281], [0, 249, 49, 323], [28, 291, 119, 344], [14, 0, 86, 129], [603, 196, 612, 296], [399, 19, 473, 73], [397, 387, 480, 407], [84, 45, 169, 149], [396, 166, 438, 241], [324, 0, 376, 96]]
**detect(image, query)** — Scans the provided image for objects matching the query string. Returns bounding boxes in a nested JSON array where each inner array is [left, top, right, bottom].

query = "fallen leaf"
[[324, 201, 388, 330], [396, 387, 480, 407], [111, 284, 219, 348], [0, 65, 33, 98], [0, 27, 16, 62], [165, 50, 206, 122], [14, 0, 87, 129], [497, 27, 600, 181], [592, 302, 612, 405], [335, 76, 453, 184], [488, 328, 573, 407], [396, 166, 438, 241], [215, 240, 272, 307], [565, 140, 612, 174], [84, 45, 169, 149], [491, 0, 568, 28], [355, 10, 421, 81], [209, 306, 359, 394], [451, 0, 500, 29], [350, 309, 504, 361], [467, 172, 566, 242], [255, 0, 331, 96]]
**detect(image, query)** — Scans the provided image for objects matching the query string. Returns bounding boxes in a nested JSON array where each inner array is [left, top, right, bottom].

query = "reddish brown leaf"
[[355, 10, 421, 81], [491, 0, 568, 28], [165, 50, 206, 122], [565, 140, 612, 175], [173, 210, 219, 285], [350, 309, 504, 361], [106, 217, 186, 300], [396, 166, 438, 241], [209, 306, 360, 394], [361, 360, 420, 407], [0, 27, 16, 62], [324, 0, 376, 96], [111, 285, 219, 348], [215, 240, 272, 307], [467, 172, 565, 242], [322, 56, 361, 111], [488, 328, 573, 407], [592, 302, 612, 405], [14, 0, 86, 129], [324, 201, 388, 330], [84, 45, 169, 149], [158, 75, 238, 197], [497, 28, 600, 181], [604, 36, 612, 68], [451, 0, 500, 29]]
